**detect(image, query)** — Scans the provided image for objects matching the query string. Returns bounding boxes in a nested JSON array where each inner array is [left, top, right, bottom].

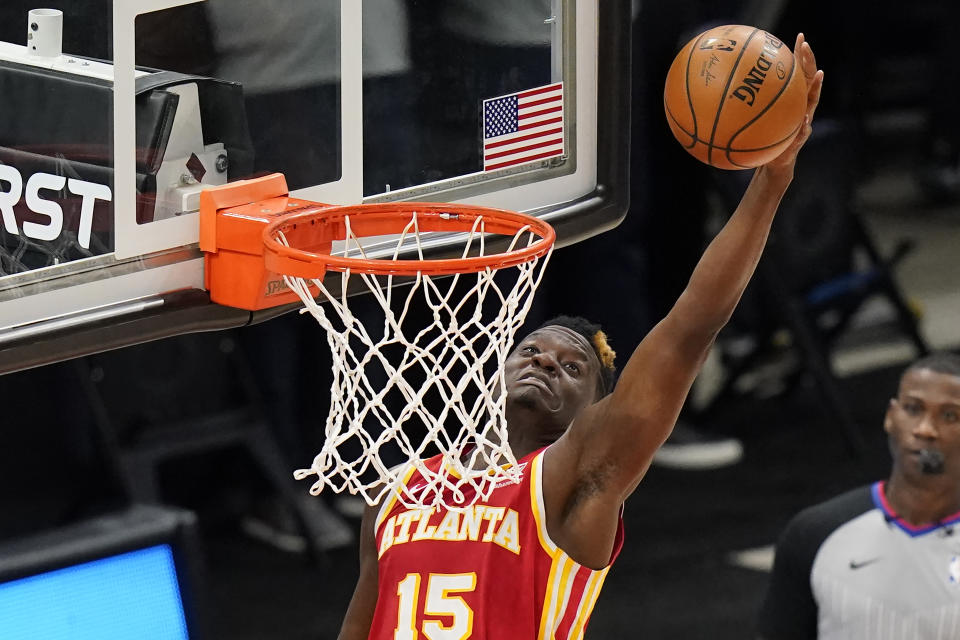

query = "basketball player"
[[758, 353, 960, 639], [338, 33, 823, 639]]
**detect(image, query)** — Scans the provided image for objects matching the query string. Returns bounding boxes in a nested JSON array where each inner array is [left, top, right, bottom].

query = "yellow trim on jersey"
[[531, 447, 613, 640], [376, 464, 421, 530], [551, 556, 578, 638], [530, 451, 559, 556], [441, 457, 463, 480], [567, 566, 609, 640], [442, 453, 516, 481], [538, 556, 610, 640], [538, 554, 573, 640]]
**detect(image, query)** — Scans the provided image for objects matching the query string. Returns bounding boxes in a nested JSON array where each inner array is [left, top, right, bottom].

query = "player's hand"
[[762, 33, 823, 176]]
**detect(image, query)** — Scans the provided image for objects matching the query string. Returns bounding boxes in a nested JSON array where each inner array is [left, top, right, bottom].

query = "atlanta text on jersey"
[[379, 505, 522, 558]]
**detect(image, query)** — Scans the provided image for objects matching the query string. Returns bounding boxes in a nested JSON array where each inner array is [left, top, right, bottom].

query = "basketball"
[[663, 25, 807, 169]]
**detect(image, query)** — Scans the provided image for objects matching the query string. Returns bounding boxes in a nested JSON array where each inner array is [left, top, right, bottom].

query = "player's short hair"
[[537, 315, 617, 396], [904, 352, 960, 380]]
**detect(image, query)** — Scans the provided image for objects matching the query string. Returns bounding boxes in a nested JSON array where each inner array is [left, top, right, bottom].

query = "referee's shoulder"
[[781, 484, 874, 547]]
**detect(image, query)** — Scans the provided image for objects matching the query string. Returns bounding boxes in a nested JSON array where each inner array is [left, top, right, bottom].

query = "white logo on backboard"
[[0, 165, 112, 250]]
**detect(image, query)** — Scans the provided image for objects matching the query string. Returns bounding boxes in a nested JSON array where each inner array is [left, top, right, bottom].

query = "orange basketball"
[[663, 25, 807, 169]]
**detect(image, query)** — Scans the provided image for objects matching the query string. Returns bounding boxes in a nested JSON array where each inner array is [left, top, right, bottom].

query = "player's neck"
[[884, 474, 960, 526], [505, 406, 564, 460]]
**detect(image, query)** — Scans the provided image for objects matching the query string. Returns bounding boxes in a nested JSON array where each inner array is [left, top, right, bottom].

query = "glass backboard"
[[0, 0, 631, 374]]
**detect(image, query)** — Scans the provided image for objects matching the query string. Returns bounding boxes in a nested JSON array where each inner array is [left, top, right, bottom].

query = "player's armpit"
[[539, 434, 625, 569]]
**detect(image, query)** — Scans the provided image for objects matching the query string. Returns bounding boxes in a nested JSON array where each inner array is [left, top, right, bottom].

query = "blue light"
[[0, 544, 189, 639]]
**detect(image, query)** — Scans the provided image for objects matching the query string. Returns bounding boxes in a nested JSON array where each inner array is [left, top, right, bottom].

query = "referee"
[[758, 353, 960, 639]]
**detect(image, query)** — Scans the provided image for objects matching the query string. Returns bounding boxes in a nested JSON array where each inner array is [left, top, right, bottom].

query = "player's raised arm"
[[543, 35, 823, 568]]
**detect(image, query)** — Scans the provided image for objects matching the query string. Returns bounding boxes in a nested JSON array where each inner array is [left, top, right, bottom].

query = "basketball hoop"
[[262, 202, 555, 511]]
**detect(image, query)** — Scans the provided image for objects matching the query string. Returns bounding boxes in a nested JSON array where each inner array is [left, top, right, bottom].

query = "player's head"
[[536, 315, 617, 396], [885, 352, 960, 480], [504, 315, 617, 439]]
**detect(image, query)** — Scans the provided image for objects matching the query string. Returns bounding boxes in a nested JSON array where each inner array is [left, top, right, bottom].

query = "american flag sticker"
[[482, 82, 564, 172]]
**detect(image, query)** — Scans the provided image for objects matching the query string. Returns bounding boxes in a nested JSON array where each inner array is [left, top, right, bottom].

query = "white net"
[[279, 210, 552, 510]]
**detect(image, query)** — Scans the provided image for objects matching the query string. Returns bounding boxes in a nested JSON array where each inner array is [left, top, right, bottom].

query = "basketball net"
[[280, 209, 553, 510]]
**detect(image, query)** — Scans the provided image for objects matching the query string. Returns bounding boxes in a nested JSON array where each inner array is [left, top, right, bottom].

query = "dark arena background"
[[1, 1, 959, 638]]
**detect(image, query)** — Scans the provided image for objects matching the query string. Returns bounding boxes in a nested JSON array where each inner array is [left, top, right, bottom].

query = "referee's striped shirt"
[[759, 482, 960, 639]]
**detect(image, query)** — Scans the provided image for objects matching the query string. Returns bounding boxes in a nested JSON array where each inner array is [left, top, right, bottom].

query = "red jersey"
[[368, 447, 624, 640]]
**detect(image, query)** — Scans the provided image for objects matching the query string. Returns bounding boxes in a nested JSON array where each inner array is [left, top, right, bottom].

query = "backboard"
[[0, 0, 631, 374]]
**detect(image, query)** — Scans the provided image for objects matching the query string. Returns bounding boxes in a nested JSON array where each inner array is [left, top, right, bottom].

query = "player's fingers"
[[797, 46, 817, 87], [764, 112, 810, 169], [799, 114, 813, 145], [782, 116, 812, 164], [797, 35, 818, 80], [790, 114, 811, 149], [806, 70, 824, 120]]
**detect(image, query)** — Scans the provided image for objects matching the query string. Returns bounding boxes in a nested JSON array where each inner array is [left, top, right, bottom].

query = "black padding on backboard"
[[0, 60, 180, 175], [0, 61, 114, 152], [135, 69, 254, 181], [0, 58, 255, 260]]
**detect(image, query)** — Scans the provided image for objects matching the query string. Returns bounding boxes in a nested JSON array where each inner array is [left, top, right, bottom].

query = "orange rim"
[[262, 203, 555, 279]]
